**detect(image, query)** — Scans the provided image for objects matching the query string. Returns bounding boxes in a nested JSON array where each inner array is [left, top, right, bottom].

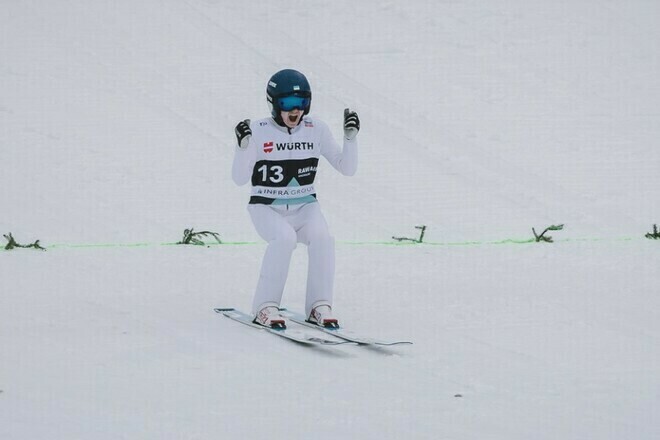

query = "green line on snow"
[[48, 242, 154, 249], [2, 236, 647, 252], [343, 238, 535, 246], [45, 241, 261, 249]]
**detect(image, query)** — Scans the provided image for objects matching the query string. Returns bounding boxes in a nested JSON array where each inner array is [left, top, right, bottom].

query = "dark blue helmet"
[[266, 69, 312, 123]]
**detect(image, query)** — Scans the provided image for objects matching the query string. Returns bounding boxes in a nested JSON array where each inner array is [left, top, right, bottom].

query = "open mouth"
[[288, 113, 299, 123]]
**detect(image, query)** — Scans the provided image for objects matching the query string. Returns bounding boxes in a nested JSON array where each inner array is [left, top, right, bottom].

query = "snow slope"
[[1, 1, 659, 439]]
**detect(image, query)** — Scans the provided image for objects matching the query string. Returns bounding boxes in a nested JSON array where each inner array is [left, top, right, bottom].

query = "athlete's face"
[[281, 109, 303, 128]]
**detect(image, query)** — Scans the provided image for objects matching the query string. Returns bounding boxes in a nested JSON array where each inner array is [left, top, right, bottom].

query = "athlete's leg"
[[294, 203, 336, 316], [247, 205, 297, 315]]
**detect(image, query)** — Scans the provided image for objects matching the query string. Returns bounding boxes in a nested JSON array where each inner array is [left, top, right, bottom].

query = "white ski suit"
[[232, 116, 357, 316]]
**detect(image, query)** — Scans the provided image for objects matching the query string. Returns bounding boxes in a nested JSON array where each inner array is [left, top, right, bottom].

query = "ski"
[[279, 309, 413, 346], [214, 308, 352, 346]]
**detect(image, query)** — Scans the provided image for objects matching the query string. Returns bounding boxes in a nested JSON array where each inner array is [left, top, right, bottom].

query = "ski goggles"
[[277, 95, 310, 111]]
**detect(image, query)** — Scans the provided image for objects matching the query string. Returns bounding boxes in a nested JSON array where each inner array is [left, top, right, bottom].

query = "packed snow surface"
[[1, 1, 659, 439]]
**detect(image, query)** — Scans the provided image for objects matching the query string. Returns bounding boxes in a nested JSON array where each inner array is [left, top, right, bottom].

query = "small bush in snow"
[[177, 228, 222, 246], [645, 224, 660, 240], [3, 232, 46, 250], [532, 224, 564, 243], [392, 225, 427, 243]]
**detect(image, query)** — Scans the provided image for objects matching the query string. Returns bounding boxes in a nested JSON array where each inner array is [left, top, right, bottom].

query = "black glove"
[[343, 108, 360, 140], [234, 119, 251, 149]]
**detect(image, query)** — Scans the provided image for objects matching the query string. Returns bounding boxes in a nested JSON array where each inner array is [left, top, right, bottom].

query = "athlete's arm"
[[319, 119, 358, 176]]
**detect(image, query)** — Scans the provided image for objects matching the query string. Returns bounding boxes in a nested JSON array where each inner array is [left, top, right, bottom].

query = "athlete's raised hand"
[[343, 108, 360, 141], [234, 119, 251, 149]]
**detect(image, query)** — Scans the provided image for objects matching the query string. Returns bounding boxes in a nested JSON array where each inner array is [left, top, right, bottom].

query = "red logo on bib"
[[263, 142, 274, 153]]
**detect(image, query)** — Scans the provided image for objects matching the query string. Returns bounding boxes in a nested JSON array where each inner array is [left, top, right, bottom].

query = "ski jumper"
[[232, 116, 357, 316]]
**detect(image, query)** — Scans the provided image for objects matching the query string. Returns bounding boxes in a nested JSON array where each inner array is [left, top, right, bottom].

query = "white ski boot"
[[308, 305, 339, 328], [254, 305, 286, 329]]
